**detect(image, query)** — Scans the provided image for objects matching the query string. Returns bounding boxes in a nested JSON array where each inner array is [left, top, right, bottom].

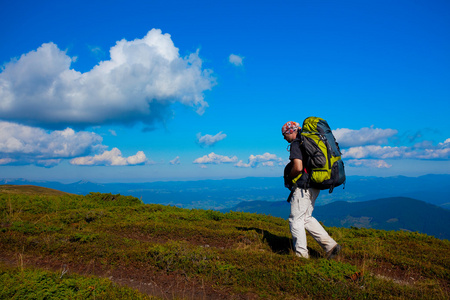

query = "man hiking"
[[282, 121, 341, 259]]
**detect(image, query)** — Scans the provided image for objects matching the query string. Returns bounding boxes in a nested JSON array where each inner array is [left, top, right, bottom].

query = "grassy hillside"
[[0, 184, 73, 196], [1, 185, 449, 299]]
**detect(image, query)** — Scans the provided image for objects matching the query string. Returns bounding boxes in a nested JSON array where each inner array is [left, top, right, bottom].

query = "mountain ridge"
[[224, 196, 450, 240], [1, 174, 450, 211]]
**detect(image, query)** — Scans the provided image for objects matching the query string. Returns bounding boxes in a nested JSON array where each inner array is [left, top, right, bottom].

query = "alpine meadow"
[[1, 186, 449, 299], [1, 1, 450, 299]]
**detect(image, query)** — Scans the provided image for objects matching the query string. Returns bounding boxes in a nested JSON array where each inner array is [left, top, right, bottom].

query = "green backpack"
[[297, 117, 346, 193]]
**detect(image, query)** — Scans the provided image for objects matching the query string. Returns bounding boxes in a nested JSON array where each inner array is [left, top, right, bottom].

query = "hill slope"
[[0, 184, 72, 196], [1, 186, 449, 299]]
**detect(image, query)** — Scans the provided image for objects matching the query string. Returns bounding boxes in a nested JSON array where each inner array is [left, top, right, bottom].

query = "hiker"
[[282, 121, 341, 259]]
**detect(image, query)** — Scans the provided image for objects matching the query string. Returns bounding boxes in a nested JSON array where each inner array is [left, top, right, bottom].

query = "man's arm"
[[289, 158, 303, 181]]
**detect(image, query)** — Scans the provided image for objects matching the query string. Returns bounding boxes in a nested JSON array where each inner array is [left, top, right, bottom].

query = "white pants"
[[289, 187, 337, 258]]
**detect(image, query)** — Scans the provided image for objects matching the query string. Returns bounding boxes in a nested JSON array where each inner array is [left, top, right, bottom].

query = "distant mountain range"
[[224, 197, 450, 240], [1, 174, 449, 211], [2, 175, 450, 240]]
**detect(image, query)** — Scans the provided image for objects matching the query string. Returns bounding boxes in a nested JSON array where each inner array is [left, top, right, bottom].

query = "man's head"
[[282, 121, 300, 143]]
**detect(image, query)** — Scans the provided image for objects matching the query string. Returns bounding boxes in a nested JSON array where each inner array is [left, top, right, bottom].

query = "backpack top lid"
[[302, 117, 331, 135]]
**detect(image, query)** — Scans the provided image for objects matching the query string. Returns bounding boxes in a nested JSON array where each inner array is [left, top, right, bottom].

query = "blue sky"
[[0, 0, 449, 183]]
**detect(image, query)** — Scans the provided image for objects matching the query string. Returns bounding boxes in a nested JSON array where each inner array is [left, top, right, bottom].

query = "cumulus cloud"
[[193, 152, 238, 165], [88, 45, 106, 60], [346, 159, 392, 169], [70, 147, 147, 166], [196, 132, 227, 146], [333, 127, 397, 148], [235, 152, 283, 168], [0, 121, 103, 166], [333, 126, 450, 168], [0, 29, 216, 129], [342, 145, 406, 159], [229, 54, 244, 66], [342, 139, 450, 160], [170, 156, 180, 165], [0, 121, 150, 167], [35, 159, 62, 168], [440, 138, 450, 145], [413, 138, 450, 159], [0, 158, 16, 165]]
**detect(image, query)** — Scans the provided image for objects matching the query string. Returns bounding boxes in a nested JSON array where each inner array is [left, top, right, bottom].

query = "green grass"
[[1, 186, 449, 299], [0, 265, 154, 299]]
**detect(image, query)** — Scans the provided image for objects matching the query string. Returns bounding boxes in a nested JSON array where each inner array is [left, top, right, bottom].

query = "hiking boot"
[[295, 252, 309, 259], [326, 244, 341, 260]]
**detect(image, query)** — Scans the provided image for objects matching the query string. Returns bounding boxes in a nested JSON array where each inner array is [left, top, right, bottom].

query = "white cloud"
[[346, 159, 392, 169], [414, 146, 450, 159], [196, 132, 227, 146], [193, 152, 238, 165], [170, 156, 180, 165], [0, 158, 16, 165], [333, 127, 397, 148], [0, 121, 103, 166], [35, 159, 62, 168], [235, 152, 283, 168], [342, 138, 450, 160], [229, 54, 244, 66], [70, 148, 147, 166], [0, 29, 216, 129], [335, 125, 450, 168], [127, 151, 147, 165], [342, 145, 406, 159], [88, 45, 106, 60], [0, 121, 152, 167]]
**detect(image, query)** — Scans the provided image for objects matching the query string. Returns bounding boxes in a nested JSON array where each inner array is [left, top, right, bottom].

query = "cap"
[[281, 121, 300, 135]]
